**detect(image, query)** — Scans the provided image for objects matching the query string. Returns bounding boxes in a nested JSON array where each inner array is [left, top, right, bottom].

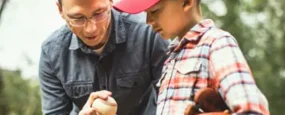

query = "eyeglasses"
[[66, 9, 111, 27]]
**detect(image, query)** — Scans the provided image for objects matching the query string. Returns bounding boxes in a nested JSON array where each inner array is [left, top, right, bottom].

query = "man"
[[114, 0, 270, 115], [38, 0, 169, 115]]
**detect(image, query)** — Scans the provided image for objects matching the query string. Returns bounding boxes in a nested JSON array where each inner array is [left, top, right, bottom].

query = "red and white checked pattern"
[[156, 19, 269, 115]]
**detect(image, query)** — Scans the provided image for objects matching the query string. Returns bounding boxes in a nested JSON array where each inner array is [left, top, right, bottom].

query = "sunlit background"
[[0, 0, 64, 79], [0, 0, 284, 114]]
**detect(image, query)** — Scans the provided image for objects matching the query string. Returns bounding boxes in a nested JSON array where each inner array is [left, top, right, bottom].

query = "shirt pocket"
[[157, 59, 202, 98], [64, 81, 94, 99], [175, 58, 202, 75]]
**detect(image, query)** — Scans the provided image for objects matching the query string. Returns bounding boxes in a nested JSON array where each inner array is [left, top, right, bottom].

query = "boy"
[[114, 0, 269, 115]]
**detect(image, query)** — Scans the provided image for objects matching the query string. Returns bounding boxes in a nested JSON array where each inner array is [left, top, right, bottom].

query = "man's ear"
[[56, 2, 64, 19], [183, 0, 194, 12]]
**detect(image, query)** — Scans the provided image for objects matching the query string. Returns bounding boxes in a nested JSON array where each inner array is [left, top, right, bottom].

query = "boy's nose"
[[146, 15, 155, 26]]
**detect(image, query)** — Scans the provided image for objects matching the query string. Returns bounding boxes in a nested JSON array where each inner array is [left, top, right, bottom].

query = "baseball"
[[92, 96, 117, 115]]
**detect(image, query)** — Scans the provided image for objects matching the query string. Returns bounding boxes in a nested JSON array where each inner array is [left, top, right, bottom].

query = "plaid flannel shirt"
[[156, 19, 269, 115]]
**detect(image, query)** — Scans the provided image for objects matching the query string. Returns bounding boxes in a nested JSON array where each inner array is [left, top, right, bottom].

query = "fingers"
[[78, 107, 97, 115], [83, 90, 112, 109], [184, 104, 197, 115], [184, 104, 192, 115], [93, 107, 106, 115], [223, 110, 230, 115], [197, 112, 229, 115]]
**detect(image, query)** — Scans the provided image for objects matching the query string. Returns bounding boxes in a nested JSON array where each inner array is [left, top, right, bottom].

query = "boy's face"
[[146, 0, 194, 39]]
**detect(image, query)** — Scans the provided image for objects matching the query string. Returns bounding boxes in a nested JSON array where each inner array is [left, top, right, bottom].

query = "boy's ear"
[[56, 2, 65, 19], [183, 0, 194, 12], [109, 0, 113, 7]]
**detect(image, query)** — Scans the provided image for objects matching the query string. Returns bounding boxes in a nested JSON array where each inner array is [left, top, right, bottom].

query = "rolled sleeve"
[[39, 46, 72, 115], [209, 36, 269, 115]]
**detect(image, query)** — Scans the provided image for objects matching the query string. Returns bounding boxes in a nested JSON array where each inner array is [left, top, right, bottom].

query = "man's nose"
[[84, 20, 97, 34]]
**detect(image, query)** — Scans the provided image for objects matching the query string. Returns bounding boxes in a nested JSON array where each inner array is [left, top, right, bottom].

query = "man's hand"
[[79, 90, 112, 115]]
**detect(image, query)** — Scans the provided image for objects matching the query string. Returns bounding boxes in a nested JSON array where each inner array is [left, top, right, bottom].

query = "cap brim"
[[114, 0, 160, 14]]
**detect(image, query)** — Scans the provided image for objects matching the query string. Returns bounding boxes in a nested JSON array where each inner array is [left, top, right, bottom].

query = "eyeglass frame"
[[64, 8, 111, 27]]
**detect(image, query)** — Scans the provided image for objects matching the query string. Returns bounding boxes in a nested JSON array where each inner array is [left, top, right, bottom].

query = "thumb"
[[223, 110, 230, 115]]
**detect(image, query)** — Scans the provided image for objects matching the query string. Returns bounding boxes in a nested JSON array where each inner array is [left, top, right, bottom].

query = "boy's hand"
[[184, 104, 199, 115], [197, 110, 230, 115], [79, 90, 112, 115], [184, 104, 230, 115]]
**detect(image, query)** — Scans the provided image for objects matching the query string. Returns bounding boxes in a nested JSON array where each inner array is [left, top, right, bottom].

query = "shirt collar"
[[168, 19, 216, 53], [184, 19, 215, 41], [69, 33, 82, 50]]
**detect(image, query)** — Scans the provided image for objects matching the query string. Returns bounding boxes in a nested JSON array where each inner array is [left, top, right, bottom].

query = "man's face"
[[146, 0, 193, 39], [58, 0, 113, 48]]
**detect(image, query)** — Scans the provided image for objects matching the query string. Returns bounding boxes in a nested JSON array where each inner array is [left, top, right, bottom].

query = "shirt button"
[[133, 82, 138, 86], [74, 92, 79, 96]]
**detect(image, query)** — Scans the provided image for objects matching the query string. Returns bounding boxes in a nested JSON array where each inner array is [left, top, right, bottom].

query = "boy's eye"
[[150, 9, 159, 14]]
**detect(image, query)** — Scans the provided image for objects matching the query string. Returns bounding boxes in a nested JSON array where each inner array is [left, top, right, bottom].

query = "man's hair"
[[58, 0, 62, 5]]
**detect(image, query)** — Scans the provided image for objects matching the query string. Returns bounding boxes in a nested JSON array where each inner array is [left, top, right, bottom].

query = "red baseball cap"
[[114, 0, 160, 14]]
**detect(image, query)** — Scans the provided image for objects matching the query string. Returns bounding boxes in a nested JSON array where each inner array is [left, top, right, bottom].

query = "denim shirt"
[[39, 9, 169, 115]]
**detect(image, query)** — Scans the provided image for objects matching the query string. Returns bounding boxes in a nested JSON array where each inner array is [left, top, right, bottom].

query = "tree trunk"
[[0, 0, 8, 22]]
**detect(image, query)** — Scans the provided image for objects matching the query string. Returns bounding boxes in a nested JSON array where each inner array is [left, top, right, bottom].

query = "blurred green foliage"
[[0, 69, 42, 115], [202, 0, 285, 114]]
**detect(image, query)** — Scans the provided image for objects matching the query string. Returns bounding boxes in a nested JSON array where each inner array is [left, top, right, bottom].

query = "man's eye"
[[93, 11, 104, 16], [71, 19, 85, 24], [78, 18, 86, 21], [70, 17, 84, 20], [74, 19, 84, 21]]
